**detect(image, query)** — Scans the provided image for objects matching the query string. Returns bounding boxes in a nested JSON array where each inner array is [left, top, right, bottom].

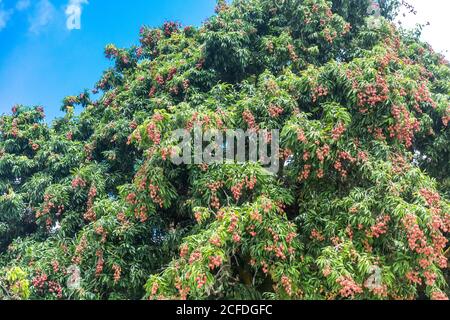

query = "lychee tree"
[[0, 0, 449, 300]]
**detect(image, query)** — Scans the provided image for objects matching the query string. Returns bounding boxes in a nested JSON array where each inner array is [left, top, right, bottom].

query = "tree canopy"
[[0, 0, 449, 300]]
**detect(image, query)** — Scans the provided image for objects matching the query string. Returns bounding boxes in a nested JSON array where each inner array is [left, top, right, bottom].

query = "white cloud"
[[29, 0, 56, 34], [397, 0, 450, 58], [65, 0, 88, 30], [0, 10, 11, 30], [0, 0, 31, 32], [0, 1, 12, 31], [16, 0, 31, 11]]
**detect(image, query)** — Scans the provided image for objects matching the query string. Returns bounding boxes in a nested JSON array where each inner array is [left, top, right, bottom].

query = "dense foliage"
[[0, 0, 449, 300]]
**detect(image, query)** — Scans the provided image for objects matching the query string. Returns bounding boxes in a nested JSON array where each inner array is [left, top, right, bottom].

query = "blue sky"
[[0, 0, 216, 120], [0, 1, 449, 120]]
